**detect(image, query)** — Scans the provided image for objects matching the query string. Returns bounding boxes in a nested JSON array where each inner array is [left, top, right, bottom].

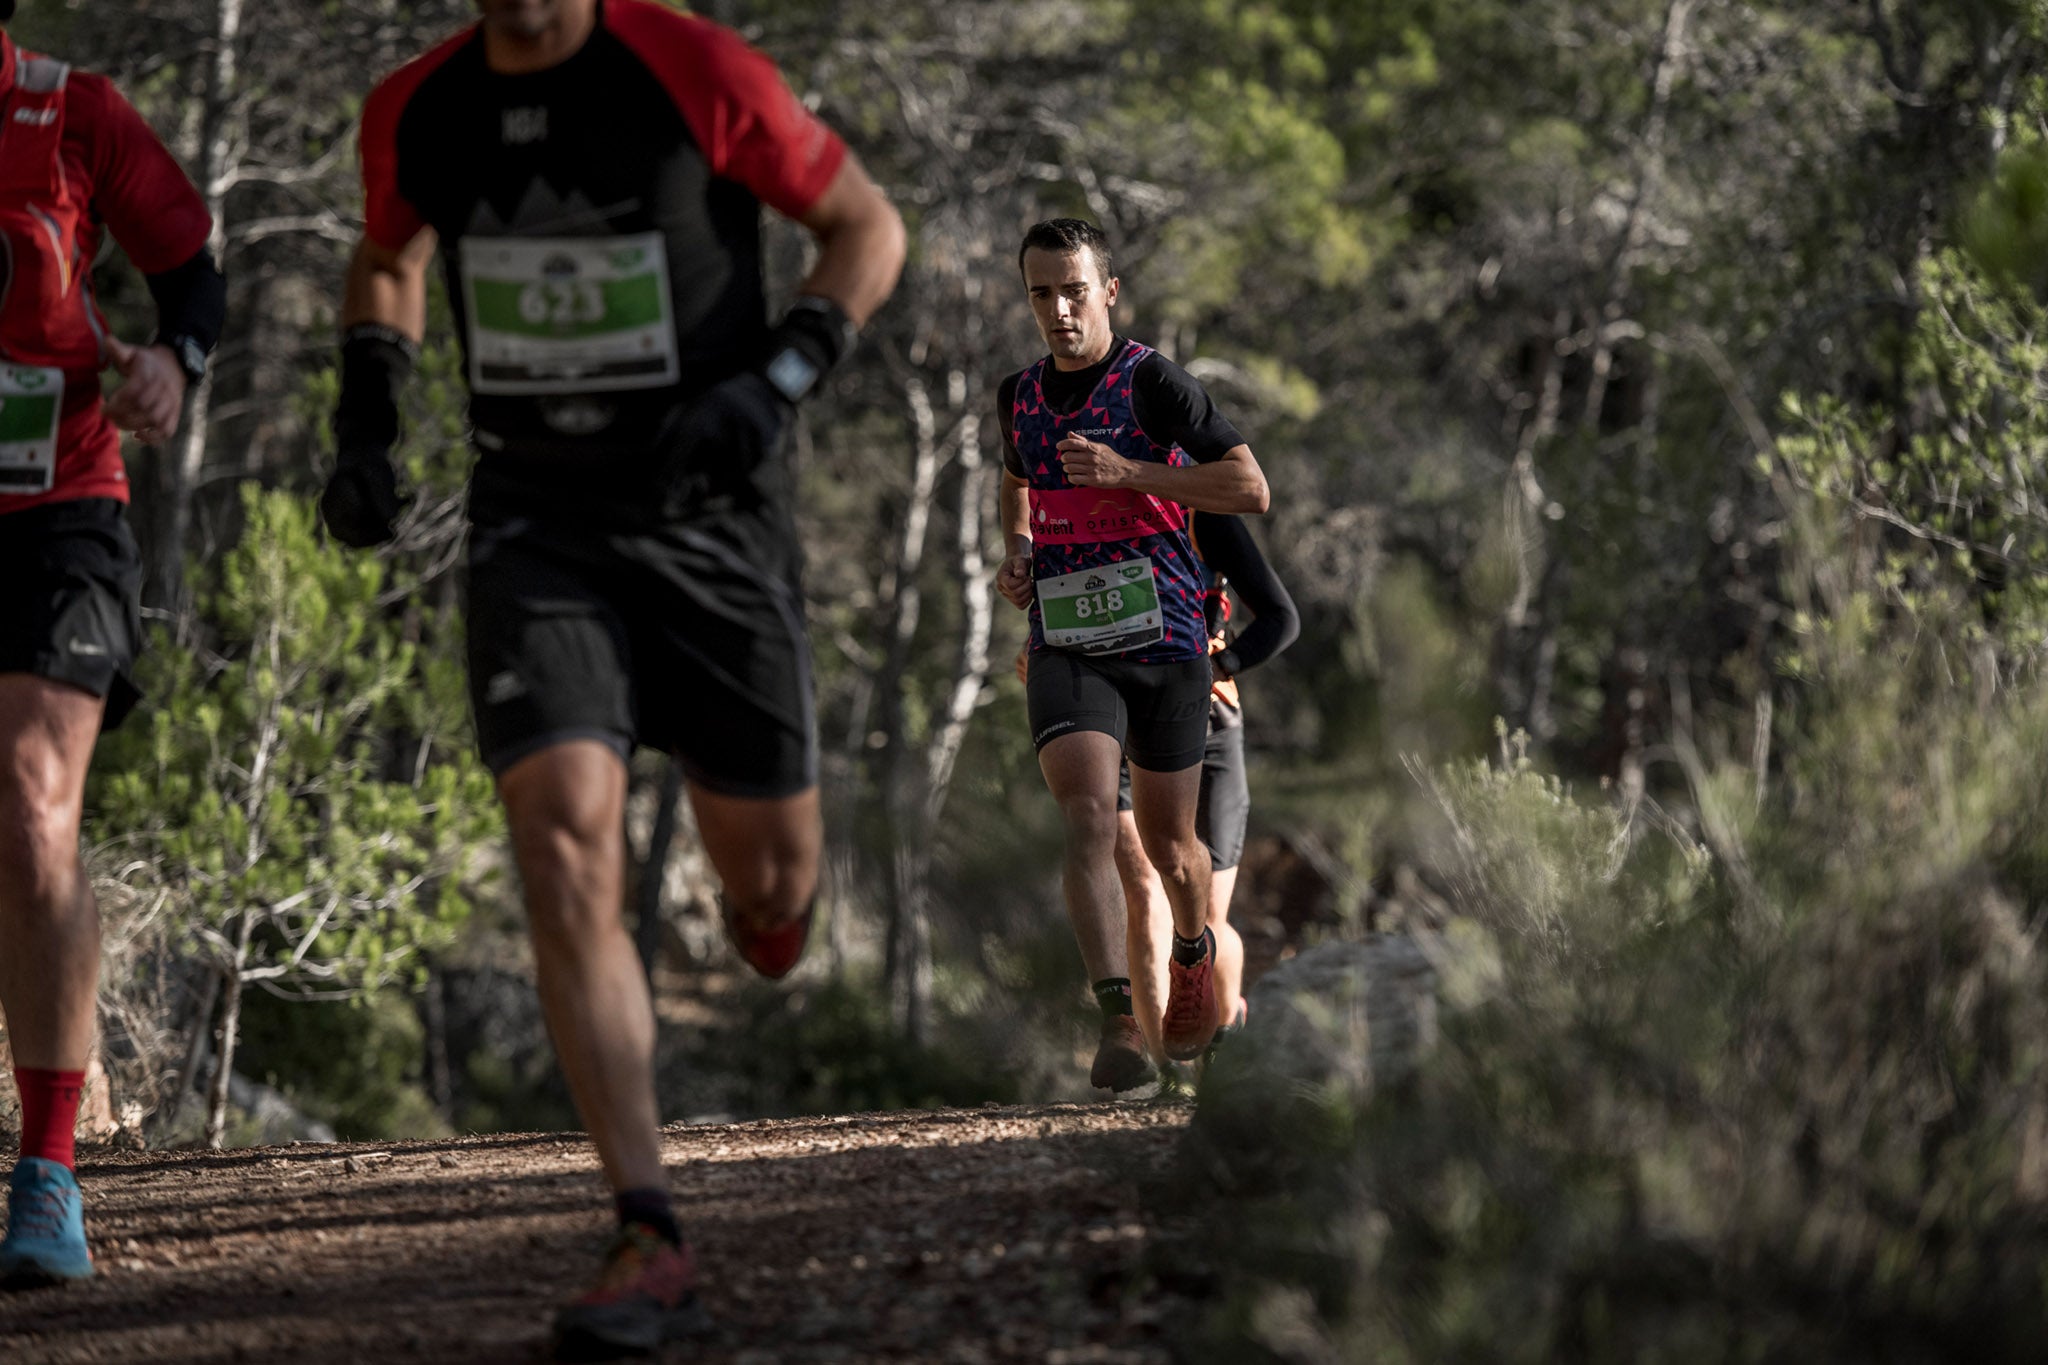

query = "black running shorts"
[[1115, 722, 1249, 870], [0, 498, 144, 728], [1026, 650, 1211, 773], [464, 508, 817, 797]]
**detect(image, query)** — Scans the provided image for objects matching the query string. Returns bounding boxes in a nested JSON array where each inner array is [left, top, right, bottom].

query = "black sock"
[[615, 1187, 682, 1247], [1092, 977, 1134, 1021], [1171, 929, 1211, 968]]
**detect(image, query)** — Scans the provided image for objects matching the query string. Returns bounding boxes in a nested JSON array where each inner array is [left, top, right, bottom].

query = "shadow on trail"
[[2, 1104, 1188, 1365]]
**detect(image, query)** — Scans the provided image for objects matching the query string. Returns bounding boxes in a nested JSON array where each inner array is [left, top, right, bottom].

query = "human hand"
[[320, 451, 404, 549], [1057, 435, 1138, 489], [104, 338, 186, 446], [996, 552, 1034, 610]]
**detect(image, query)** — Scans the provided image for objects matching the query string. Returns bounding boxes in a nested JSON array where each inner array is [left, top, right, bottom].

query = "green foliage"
[[91, 485, 500, 1003], [237, 989, 452, 1141], [720, 974, 1025, 1117]]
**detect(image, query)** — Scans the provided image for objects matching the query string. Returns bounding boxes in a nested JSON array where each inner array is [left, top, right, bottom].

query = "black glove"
[[322, 324, 417, 548], [321, 450, 403, 548], [660, 371, 792, 514], [658, 297, 856, 513]]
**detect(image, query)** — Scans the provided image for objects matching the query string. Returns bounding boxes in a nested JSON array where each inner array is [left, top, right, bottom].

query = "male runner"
[[322, 1, 902, 1356], [995, 218, 1269, 1093], [1117, 512, 1298, 1066], [0, 1, 225, 1290]]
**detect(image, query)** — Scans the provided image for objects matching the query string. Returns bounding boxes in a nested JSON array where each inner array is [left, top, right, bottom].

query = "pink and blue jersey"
[[1014, 342, 1209, 663]]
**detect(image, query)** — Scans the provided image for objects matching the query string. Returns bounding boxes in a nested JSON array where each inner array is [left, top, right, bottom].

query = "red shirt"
[[0, 32, 212, 516]]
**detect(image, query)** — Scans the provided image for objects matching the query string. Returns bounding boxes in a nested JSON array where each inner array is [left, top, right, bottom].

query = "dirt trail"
[[0, 1103, 1192, 1364]]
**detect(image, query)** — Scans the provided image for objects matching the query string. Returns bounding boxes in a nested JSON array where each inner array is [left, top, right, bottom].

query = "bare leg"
[[688, 784, 822, 930], [1125, 762, 1210, 942], [1114, 811, 1171, 1062], [1209, 865, 1245, 1026], [0, 676, 105, 1074], [1038, 731, 1127, 983], [499, 740, 662, 1193]]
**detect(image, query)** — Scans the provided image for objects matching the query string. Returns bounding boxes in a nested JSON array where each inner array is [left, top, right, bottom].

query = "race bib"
[[1037, 557, 1164, 655], [0, 365, 62, 494], [460, 233, 680, 395]]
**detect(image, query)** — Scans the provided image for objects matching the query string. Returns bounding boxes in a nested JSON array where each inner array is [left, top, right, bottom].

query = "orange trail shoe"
[[721, 896, 814, 980], [552, 1225, 711, 1361], [1090, 1014, 1156, 1093], [1162, 927, 1220, 1061]]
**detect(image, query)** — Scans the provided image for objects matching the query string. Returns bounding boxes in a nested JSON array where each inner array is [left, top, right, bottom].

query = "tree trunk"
[[635, 759, 687, 979], [153, 966, 220, 1143], [152, 0, 245, 604], [203, 962, 243, 1150]]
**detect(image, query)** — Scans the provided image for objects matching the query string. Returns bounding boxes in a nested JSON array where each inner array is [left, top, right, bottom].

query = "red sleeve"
[[359, 28, 471, 250], [76, 74, 211, 273], [607, 1, 848, 220]]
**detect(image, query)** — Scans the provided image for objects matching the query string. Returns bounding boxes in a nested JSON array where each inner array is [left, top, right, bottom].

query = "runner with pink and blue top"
[[994, 218, 1271, 1088]]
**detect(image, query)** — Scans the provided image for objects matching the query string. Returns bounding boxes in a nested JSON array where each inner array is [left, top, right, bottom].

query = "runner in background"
[[0, 0, 225, 1290], [1117, 512, 1298, 1069], [325, 1, 902, 1356], [995, 218, 1270, 1094]]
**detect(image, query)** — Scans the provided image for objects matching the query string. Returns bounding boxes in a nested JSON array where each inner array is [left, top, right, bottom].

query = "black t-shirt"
[[359, 0, 845, 499], [996, 337, 1245, 477]]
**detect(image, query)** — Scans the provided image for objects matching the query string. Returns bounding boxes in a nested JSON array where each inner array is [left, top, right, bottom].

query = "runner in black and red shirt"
[[323, 1, 903, 1355], [994, 218, 1269, 1090], [0, 2, 225, 1291]]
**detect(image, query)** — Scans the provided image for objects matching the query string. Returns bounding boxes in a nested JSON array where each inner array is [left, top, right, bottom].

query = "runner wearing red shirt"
[[324, 2, 903, 1356], [0, 2, 225, 1291]]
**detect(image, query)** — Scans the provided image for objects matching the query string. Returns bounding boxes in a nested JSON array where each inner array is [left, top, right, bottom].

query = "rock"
[[1195, 935, 1439, 1163]]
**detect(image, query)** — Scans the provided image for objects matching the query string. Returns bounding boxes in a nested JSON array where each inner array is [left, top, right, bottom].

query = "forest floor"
[[0, 1102, 1197, 1364]]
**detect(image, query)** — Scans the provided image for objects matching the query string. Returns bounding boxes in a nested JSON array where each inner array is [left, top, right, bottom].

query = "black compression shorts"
[[0, 498, 143, 729], [1026, 650, 1210, 772], [1115, 722, 1249, 870], [464, 507, 817, 796]]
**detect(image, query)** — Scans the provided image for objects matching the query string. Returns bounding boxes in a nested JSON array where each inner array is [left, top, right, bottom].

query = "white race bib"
[[1037, 557, 1165, 655], [0, 365, 63, 495], [460, 233, 680, 395]]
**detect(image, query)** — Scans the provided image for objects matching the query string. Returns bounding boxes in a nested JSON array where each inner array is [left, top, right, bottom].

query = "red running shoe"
[[553, 1225, 710, 1361], [1090, 1014, 1156, 1093], [1162, 927, 1220, 1060], [722, 897, 813, 979]]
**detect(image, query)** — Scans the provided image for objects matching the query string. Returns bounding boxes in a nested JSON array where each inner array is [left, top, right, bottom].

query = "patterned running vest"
[[1014, 341, 1207, 663]]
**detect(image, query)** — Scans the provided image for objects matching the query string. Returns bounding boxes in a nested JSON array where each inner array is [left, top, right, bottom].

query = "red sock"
[[15, 1067, 85, 1169]]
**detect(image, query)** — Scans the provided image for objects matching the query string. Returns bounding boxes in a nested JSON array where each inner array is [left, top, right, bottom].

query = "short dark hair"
[[1018, 218, 1113, 282]]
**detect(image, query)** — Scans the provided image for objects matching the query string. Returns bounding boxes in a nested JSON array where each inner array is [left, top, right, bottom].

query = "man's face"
[[475, 0, 566, 38], [1023, 246, 1119, 366]]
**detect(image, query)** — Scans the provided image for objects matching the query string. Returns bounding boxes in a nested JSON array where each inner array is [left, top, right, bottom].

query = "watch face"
[[765, 347, 820, 402], [174, 336, 207, 383]]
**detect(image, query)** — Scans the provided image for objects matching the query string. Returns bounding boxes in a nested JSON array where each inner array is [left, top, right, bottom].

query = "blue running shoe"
[[1, 1157, 94, 1289]]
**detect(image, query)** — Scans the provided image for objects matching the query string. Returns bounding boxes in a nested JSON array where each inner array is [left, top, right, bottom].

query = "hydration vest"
[[0, 51, 104, 374], [1013, 341, 1209, 663]]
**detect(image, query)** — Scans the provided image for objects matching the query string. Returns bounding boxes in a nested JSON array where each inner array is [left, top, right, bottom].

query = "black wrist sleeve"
[[145, 249, 226, 356], [334, 324, 418, 463]]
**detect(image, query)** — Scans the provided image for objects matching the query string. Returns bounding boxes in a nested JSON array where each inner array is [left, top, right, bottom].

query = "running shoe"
[[1090, 1014, 1155, 1093], [553, 1224, 710, 1361], [1162, 928, 1220, 1060], [1, 1157, 94, 1290], [721, 896, 813, 980]]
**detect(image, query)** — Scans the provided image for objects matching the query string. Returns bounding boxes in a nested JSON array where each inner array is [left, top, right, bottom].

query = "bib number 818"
[[1073, 589, 1125, 620], [519, 279, 605, 328]]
